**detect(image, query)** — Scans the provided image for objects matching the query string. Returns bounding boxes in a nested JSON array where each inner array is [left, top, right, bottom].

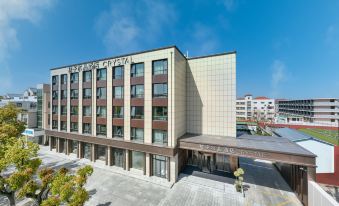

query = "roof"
[[254, 96, 270, 100], [51, 45, 236, 70], [179, 133, 316, 157]]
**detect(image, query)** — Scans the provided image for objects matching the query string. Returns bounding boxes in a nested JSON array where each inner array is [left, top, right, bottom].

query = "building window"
[[60, 121, 67, 131], [153, 107, 167, 120], [113, 126, 124, 138], [60, 74, 67, 85], [96, 124, 107, 136], [113, 86, 124, 99], [113, 106, 124, 118], [83, 88, 92, 99], [70, 140, 78, 154], [83, 123, 91, 134], [152, 155, 167, 178], [96, 87, 107, 99], [131, 151, 145, 171], [70, 122, 78, 132], [152, 59, 168, 75], [52, 91, 58, 100], [83, 71, 92, 82], [83, 106, 91, 116], [52, 75, 58, 85], [131, 85, 144, 98], [52, 106, 58, 114], [70, 89, 78, 99], [152, 130, 168, 145], [112, 148, 124, 168], [153, 83, 167, 98], [61, 90, 67, 99], [131, 127, 144, 142], [131, 63, 144, 77], [97, 68, 107, 81], [70, 73, 79, 84], [52, 120, 58, 129], [131, 106, 144, 119], [113, 66, 124, 79], [96, 106, 107, 117], [61, 105, 67, 115], [70, 106, 78, 115], [83, 143, 91, 160], [96, 145, 107, 161]]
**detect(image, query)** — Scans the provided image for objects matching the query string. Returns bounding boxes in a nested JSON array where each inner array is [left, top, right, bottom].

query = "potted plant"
[[234, 168, 245, 193]]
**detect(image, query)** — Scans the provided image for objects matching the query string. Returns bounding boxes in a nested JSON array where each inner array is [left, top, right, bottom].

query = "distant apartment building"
[[236, 94, 275, 121], [276, 98, 339, 126]]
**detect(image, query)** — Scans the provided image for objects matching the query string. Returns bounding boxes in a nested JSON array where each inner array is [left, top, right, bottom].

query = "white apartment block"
[[236, 94, 275, 121]]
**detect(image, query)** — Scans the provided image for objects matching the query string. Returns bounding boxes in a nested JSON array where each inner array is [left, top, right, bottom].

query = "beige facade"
[[47, 46, 236, 183]]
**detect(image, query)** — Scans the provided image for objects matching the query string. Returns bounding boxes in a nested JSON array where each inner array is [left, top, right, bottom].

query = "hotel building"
[[46, 46, 236, 183]]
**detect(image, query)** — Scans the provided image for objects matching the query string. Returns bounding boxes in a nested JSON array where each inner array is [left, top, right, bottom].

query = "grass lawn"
[[298, 128, 339, 145]]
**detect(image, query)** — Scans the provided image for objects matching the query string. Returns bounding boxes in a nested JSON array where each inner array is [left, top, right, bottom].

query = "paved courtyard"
[[0, 146, 302, 206]]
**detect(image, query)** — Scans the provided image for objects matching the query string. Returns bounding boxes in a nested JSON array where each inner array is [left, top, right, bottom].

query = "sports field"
[[298, 128, 339, 145]]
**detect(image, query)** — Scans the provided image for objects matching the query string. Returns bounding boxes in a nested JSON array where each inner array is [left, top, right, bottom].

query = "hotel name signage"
[[199, 144, 267, 158], [68, 56, 132, 73]]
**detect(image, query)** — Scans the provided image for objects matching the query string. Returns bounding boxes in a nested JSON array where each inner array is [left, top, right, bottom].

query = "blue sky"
[[0, 0, 339, 98]]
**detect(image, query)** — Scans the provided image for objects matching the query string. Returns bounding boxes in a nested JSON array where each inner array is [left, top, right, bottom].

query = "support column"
[[91, 144, 96, 162], [229, 156, 239, 172], [145, 153, 150, 176], [56, 137, 60, 153], [49, 136, 52, 151], [107, 146, 112, 166], [78, 142, 82, 158], [307, 166, 316, 181], [126, 150, 130, 171], [167, 157, 171, 182]]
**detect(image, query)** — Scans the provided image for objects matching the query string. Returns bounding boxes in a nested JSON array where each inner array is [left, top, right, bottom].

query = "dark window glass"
[[52, 120, 58, 129], [113, 106, 124, 118], [70, 73, 79, 83], [152, 155, 167, 178], [113, 86, 124, 99], [97, 68, 107, 81], [61, 74, 67, 84], [153, 83, 167, 98], [152, 130, 168, 145], [52, 106, 58, 114], [153, 107, 167, 120], [60, 121, 67, 131], [152, 59, 168, 75], [113, 66, 124, 79], [52, 76, 58, 85], [70, 89, 78, 99], [113, 126, 124, 138], [70, 122, 78, 132], [61, 106, 67, 115], [96, 106, 107, 117], [83, 88, 92, 99], [61, 90, 67, 99], [83, 71, 92, 82], [112, 148, 124, 168], [131, 106, 144, 119], [131, 85, 144, 98], [131, 63, 144, 77], [70, 106, 78, 115], [70, 140, 78, 154], [96, 124, 107, 136], [83, 123, 91, 134], [83, 106, 91, 116], [96, 87, 107, 99], [131, 127, 144, 142], [131, 151, 145, 170], [52, 91, 58, 100], [96, 145, 106, 161]]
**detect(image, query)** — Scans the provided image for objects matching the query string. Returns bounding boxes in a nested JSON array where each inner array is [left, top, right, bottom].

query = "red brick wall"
[[260, 123, 338, 131], [316, 146, 339, 186]]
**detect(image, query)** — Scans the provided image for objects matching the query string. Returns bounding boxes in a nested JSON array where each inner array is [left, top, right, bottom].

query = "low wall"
[[261, 123, 338, 131], [308, 181, 338, 206], [317, 146, 339, 186]]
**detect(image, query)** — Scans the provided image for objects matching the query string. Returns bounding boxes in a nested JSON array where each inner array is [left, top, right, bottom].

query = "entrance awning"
[[179, 133, 316, 167]]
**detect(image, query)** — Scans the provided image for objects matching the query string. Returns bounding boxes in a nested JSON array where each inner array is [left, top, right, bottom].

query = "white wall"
[[308, 181, 338, 206]]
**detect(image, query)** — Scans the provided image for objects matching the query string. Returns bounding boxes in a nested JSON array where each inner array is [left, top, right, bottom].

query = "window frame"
[[131, 127, 144, 142], [131, 63, 144, 77], [153, 107, 168, 121], [153, 83, 168, 98], [113, 66, 124, 80], [152, 59, 168, 75], [131, 106, 144, 119], [131, 85, 144, 98]]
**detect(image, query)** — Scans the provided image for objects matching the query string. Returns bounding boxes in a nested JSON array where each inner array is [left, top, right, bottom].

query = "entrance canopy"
[[179, 133, 316, 167]]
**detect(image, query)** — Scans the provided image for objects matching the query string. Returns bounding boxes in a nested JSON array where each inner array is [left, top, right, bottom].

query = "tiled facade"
[[46, 46, 236, 183]]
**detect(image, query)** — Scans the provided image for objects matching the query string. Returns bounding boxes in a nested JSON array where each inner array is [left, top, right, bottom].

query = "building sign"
[[22, 129, 34, 137], [199, 144, 267, 158], [68, 56, 132, 73]]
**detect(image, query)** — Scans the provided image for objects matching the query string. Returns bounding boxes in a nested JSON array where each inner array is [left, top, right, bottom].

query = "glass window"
[[96, 87, 107, 99], [52, 120, 58, 129], [70, 106, 78, 115], [96, 106, 107, 117], [153, 107, 167, 120], [131, 151, 145, 171], [112, 148, 124, 168], [96, 124, 107, 136], [113, 106, 124, 118], [96, 145, 107, 161], [70, 122, 78, 132], [152, 59, 168, 75], [61, 105, 67, 115], [52, 75, 58, 85], [113, 66, 124, 79], [70, 140, 78, 154], [60, 121, 67, 131], [83, 106, 91, 116], [131, 85, 144, 98], [131, 63, 144, 77], [131, 106, 144, 119], [61, 74, 67, 84], [152, 130, 168, 145], [52, 106, 58, 114], [113, 86, 124, 99], [152, 155, 167, 178], [61, 90, 67, 99], [70, 73, 79, 83], [97, 68, 107, 81], [113, 126, 124, 138], [52, 91, 58, 100], [83, 88, 92, 99], [83, 123, 91, 134], [83, 143, 91, 160], [83, 71, 92, 82], [153, 83, 167, 98], [131, 127, 144, 142], [70, 89, 78, 99]]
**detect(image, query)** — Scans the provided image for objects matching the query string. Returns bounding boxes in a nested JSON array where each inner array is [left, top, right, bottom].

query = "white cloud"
[[96, 0, 176, 54], [271, 60, 287, 97], [0, 0, 53, 93]]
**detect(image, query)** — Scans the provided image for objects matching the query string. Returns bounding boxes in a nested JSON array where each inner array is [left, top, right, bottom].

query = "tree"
[[234, 168, 245, 193]]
